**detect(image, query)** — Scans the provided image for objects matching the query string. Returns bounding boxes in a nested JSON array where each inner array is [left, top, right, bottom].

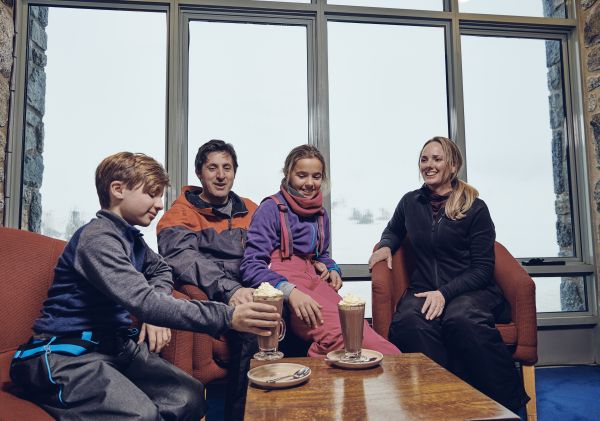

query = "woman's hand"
[[138, 323, 171, 353], [414, 290, 446, 320], [313, 261, 330, 282], [368, 246, 393, 270], [288, 289, 323, 328], [329, 270, 343, 291]]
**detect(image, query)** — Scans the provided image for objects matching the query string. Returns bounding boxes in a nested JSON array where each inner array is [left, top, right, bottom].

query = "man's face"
[[197, 151, 236, 205]]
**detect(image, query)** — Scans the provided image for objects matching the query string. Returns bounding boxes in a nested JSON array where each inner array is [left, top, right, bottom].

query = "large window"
[[7, 0, 587, 318], [187, 20, 308, 203], [328, 22, 448, 264], [20, 6, 166, 250]]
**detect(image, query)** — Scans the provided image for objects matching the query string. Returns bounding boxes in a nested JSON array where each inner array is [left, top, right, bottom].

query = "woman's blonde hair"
[[420, 136, 478, 220]]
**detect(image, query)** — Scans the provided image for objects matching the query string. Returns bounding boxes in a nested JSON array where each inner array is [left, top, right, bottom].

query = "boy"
[[10, 152, 279, 420]]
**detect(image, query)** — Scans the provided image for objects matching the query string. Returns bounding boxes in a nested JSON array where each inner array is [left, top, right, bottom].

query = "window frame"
[[4, 0, 594, 324]]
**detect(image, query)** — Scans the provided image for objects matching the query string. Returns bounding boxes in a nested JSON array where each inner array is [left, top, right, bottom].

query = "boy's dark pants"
[[389, 288, 529, 413], [10, 337, 205, 421]]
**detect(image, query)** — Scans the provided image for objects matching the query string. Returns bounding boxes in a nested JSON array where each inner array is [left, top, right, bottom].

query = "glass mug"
[[253, 295, 286, 360], [338, 302, 365, 361]]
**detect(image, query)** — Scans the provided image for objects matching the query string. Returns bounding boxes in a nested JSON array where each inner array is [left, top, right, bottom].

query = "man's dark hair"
[[194, 139, 239, 174]]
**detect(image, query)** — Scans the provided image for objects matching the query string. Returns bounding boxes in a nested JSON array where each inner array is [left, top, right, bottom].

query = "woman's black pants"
[[388, 288, 529, 412]]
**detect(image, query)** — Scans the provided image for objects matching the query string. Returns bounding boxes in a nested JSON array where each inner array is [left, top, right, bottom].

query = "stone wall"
[[21, 6, 47, 232], [0, 0, 15, 226], [582, 0, 600, 315]]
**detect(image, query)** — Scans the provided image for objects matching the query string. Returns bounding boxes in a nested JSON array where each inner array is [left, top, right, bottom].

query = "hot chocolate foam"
[[338, 293, 366, 307], [254, 282, 283, 299]]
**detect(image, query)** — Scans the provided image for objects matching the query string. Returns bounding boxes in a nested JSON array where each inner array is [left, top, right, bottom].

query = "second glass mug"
[[253, 295, 286, 360]]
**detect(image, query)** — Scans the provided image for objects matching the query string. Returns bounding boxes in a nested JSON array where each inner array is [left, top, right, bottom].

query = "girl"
[[241, 145, 399, 358]]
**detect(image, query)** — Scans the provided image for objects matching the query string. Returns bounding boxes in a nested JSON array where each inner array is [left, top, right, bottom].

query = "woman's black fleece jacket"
[[378, 186, 503, 303]]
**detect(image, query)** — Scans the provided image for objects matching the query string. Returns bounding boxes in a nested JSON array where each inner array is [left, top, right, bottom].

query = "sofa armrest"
[[160, 290, 195, 376], [492, 242, 538, 364], [177, 284, 229, 385]]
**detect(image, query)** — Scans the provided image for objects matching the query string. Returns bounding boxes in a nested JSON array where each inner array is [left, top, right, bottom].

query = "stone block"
[[552, 129, 565, 194], [585, 4, 600, 46], [29, 190, 41, 232], [589, 92, 597, 112], [29, 18, 47, 50], [26, 107, 41, 127], [588, 75, 600, 91], [0, 5, 15, 78], [560, 277, 585, 311], [590, 113, 600, 168], [30, 6, 48, 27], [547, 64, 561, 90], [23, 152, 43, 187], [546, 40, 561, 67], [0, 75, 8, 127], [29, 46, 47, 68], [556, 219, 573, 248], [26, 66, 46, 115], [594, 179, 600, 212], [589, 47, 600, 72], [549, 91, 564, 129]]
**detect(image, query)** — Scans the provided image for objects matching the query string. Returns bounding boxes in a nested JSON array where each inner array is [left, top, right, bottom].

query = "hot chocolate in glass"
[[338, 293, 366, 361], [253, 282, 286, 360]]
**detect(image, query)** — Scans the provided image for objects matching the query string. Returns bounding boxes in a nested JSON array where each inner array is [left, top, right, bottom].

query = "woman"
[[368, 136, 528, 412], [241, 144, 399, 358]]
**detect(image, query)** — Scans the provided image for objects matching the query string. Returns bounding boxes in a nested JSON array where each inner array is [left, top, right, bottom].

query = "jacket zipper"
[[431, 213, 443, 289]]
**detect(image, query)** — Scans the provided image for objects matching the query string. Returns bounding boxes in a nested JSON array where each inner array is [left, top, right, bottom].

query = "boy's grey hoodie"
[[34, 210, 233, 337]]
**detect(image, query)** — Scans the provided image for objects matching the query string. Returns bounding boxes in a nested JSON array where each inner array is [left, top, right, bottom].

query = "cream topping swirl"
[[338, 293, 365, 307], [253, 282, 283, 298]]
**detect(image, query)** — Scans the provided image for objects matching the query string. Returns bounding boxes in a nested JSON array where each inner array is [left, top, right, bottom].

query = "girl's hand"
[[138, 323, 171, 353], [329, 270, 343, 292], [313, 261, 330, 282], [288, 289, 323, 328]]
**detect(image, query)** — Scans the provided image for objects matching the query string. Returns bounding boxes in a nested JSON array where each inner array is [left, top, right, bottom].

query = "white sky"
[[35, 2, 564, 312]]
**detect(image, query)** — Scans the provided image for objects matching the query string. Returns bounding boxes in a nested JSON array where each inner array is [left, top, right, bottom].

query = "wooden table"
[[245, 353, 519, 420]]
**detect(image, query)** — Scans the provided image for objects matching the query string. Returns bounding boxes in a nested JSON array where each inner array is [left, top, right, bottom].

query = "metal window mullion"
[[315, 0, 331, 220], [165, 3, 186, 208], [561, 34, 585, 265], [448, 11, 467, 180]]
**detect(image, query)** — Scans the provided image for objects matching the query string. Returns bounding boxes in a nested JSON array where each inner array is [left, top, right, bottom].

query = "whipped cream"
[[253, 282, 283, 298], [338, 293, 366, 307]]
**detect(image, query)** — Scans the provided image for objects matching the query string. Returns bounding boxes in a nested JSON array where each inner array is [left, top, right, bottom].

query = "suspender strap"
[[269, 195, 293, 260], [317, 213, 325, 257]]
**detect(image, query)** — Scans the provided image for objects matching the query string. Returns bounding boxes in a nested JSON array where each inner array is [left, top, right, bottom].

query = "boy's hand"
[[228, 287, 255, 307], [231, 302, 280, 335], [288, 289, 323, 328], [329, 270, 343, 292], [138, 322, 171, 353], [313, 261, 330, 282]]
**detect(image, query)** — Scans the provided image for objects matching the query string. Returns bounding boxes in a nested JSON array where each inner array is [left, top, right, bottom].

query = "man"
[[157, 139, 257, 421]]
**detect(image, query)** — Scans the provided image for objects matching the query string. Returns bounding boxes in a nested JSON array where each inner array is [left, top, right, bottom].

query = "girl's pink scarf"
[[280, 185, 324, 217]]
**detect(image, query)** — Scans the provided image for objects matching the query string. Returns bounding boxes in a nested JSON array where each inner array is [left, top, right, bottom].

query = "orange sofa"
[[0, 227, 193, 419]]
